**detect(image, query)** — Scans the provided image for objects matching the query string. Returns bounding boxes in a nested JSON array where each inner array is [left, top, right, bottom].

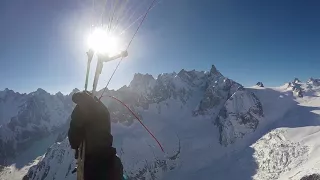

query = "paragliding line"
[[99, 0, 158, 99], [108, 95, 165, 153], [108, 0, 120, 31], [95, 0, 164, 153], [120, 0, 160, 35], [116, 0, 149, 34], [111, 0, 131, 33]]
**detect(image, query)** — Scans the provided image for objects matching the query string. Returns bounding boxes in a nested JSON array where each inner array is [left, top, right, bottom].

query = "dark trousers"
[[84, 154, 123, 180]]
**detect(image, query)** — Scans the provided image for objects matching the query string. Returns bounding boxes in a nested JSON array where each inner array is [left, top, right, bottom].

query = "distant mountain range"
[[0, 65, 320, 180]]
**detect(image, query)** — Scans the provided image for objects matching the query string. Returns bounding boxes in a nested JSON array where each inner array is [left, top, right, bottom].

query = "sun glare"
[[88, 28, 121, 57]]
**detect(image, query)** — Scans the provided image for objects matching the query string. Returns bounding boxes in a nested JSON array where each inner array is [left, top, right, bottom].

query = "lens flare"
[[88, 28, 121, 57]]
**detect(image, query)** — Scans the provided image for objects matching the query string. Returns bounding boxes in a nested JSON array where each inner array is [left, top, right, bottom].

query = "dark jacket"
[[68, 92, 113, 155], [68, 92, 123, 180]]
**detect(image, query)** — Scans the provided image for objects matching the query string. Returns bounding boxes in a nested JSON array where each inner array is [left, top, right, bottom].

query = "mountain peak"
[[56, 91, 64, 96], [210, 65, 222, 76], [36, 88, 47, 94], [69, 88, 80, 96], [129, 73, 156, 93], [307, 78, 320, 86], [256, 82, 264, 87], [131, 73, 154, 82], [177, 68, 206, 87], [72, 88, 80, 93], [130, 73, 155, 86], [0, 88, 19, 99], [2, 88, 15, 93], [293, 78, 301, 83]]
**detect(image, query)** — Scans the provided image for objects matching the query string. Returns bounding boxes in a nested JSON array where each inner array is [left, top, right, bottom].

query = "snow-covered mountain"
[[22, 65, 266, 180], [1, 65, 320, 180], [216, 88, 264, 146], [0, 88, 76, 165]]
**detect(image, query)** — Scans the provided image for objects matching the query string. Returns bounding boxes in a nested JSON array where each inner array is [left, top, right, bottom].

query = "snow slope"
[[0, 133, 59, 180]]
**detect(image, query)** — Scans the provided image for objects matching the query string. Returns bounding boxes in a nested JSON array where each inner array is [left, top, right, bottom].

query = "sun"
[[88, 28, 121, 57]]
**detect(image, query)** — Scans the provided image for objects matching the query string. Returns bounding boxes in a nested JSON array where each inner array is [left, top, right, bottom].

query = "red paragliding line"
[[107, 95, 165, 153]]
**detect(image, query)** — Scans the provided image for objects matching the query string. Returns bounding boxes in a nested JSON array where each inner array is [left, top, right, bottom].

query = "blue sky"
[[1, 0, 320, 94]]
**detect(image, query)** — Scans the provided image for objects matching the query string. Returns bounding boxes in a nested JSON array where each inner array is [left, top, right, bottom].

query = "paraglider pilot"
[[68, 91, 124, 180]]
